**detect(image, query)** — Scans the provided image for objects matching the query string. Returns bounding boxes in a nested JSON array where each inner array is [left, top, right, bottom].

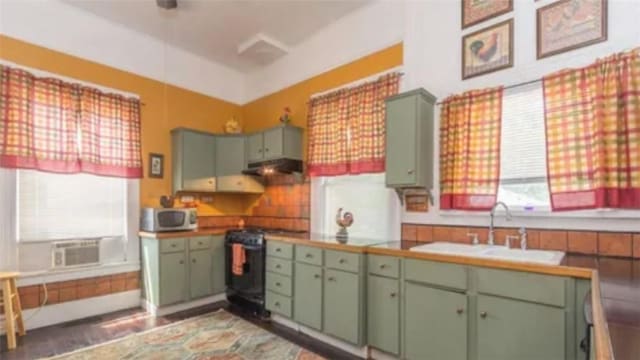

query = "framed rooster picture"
[[462, 19, 513, 79], [537, 0, 607, 59]]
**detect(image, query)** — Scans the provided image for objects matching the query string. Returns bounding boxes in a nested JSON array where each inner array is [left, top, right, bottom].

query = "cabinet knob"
[[265, 148, 269, 152], [276, 282, 281, 287], [275, 248, 281, 252], [198, 242, 203, 245], [314, 274, 320, 279], [208, 180, 213, 184], [258, 149, 263, 153], [390, 292, 397, 298], [339, 258, 346, 264], [179, 260, 184, 264], [171, 244, 177, 248], [275, 301, 280, 307], [275, 264, 281, 269], [480, 311, 488, 318], [305, 253, 313, 258], [328, 276, 336, 282], [192, 259, 196, 263], [456, 308, 464, 314], [379, 264, 387, 269], [407, 169, 415, 174]]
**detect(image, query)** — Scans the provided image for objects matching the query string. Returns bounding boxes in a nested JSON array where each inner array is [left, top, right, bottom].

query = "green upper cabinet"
[[246, 125, 303, 163], [215, 135, 246, 176], [172, 129, 216, 193], [385, 88, 436, 189]]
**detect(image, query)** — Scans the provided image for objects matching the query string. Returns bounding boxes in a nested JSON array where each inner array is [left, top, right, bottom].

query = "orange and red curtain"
[[440, 87, 504, 210], [307, 73, 400, 176], [0, 64, 143, 178], [543, 48, 640, 210]]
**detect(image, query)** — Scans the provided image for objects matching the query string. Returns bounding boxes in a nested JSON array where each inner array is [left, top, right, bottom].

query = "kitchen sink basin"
[[410, 242, 565, 265]]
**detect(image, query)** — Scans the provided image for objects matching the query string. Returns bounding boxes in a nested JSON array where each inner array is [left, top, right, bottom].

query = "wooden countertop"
[[265, 233, 384, 253], [138, 227, 233, 239]]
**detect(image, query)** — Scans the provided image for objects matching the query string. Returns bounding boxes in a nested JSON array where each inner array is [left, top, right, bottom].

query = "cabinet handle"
[[407, 169, 415, 174], [456, 308, 464, 314], [198, 242, 203, 245], [192, 259, 196, 263], [328, 276, 336, 282], [258, 149, 263, 153], [179, 260, 184, 264], [379, 264, 387, 269], [390, 292, 397, 298], [208, 180, 213, 184], [171, 244, 177, 248], [276, 282, 281, 287], [265, 148, 269, 152], [339, 258, 346, 264], [314, 274, 320, 279], [275, 264, 281, 269], [480, 311, 487, 318], [305, 253, 313, 258], [275, 248, 281, 252], [275, 301, 280, 307]]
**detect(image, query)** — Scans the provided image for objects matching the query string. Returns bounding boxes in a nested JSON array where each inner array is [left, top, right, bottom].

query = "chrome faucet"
[[488, 201, 512, 246], [518, 226, 528, 250]]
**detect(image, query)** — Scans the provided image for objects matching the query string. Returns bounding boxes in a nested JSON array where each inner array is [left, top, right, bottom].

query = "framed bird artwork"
[[462, 19, 513, 79]]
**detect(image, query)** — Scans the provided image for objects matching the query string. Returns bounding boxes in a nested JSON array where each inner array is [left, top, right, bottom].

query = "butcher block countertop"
[[138, 227, 233, 239]]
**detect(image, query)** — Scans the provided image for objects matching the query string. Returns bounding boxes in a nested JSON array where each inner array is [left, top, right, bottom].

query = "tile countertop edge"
[[138, 227, 234, 239]]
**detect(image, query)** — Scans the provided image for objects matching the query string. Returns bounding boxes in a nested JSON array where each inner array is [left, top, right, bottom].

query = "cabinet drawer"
[[266, 256, 293, 277], [368, 255, 400, 278], [189, 236, 211, 250], [160, 238, 186, 254], [404, 259, 467, 291], [476, 268, 566, 307], [325, 250, 361, 273], [267, 241, 293, 260], [295, 245, 323, 266], [266, 272, 292, 297], [266, 291, 292, 318]]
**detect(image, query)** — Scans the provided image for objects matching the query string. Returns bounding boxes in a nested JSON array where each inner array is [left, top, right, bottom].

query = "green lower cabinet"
[[367, 275, 400, 355], [159, 251, 188, 306], [404, 281, 468, 360], [210, 235, 225, 294], [323, 269, 362, 345], [294, 263, 323, 330], [476, 294, 566, 360], [189, 249, 213, 299]]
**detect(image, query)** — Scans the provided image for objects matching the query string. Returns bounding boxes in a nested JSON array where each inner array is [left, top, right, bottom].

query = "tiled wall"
[[246, 175, 310, 232], [5, 271, 140, 311], [402, 223, 640, 258]]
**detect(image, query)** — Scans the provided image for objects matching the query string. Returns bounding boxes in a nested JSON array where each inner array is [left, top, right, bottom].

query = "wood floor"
[[0, 302, 360, 360]]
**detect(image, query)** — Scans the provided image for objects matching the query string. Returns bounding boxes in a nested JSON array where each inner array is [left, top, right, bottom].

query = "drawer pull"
[[275, 248, 281, 252], [379, 264, 388, 269], [456, 308, 464, 314], [275, 301, 280, 307], [179, 260, 184, 264], [171, 244, 177, 248], [275, 282, 281, 287], [390, 292, 397, 298], [339, 258, 346, 264], [198, 241, 203, 245], [258, 149, 263, 153], [407, 169, 415, 174], [305, 253, 313, 258], [480, 311, 488, 318], [314, 274, 320, 279], [265, 148, 270, 152], [275, 264, 282, 269], [192, 259, 196, 263], [328, 276, 336, 282]]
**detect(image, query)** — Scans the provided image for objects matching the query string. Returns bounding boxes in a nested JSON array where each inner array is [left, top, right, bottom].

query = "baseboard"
[[271, 314, 369, 359], [0, 290, 141, 334], [141, 293, 227, 317]]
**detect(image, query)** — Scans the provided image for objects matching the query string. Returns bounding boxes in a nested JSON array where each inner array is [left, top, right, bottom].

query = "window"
[[17, 170, 126, 242], [496, 82, 551, 211]]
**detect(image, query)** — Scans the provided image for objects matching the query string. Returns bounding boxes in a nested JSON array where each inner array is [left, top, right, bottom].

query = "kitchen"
[[0, 0, 639, 359]]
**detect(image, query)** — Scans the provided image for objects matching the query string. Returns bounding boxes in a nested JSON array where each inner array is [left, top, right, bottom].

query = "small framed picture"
[[462, 0, 513, 29], [148, 153, 164, 179], [462, 19, 514, 79], [537, 0, 607, 59]]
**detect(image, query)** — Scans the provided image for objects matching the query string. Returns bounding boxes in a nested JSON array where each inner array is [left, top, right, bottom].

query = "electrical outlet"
[[180, 195, 195, 203], [201, 196, 214, 203]]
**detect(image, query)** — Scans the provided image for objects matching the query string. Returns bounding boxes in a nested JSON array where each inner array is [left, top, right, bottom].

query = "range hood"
[[242, 158, 303, 176]]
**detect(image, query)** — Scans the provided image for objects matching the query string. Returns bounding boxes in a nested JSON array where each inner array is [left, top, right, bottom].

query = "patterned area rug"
[[45, 310, 326, 360]]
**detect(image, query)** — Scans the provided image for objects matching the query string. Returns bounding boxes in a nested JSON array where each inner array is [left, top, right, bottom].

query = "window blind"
[[17, 170, 126, 242]]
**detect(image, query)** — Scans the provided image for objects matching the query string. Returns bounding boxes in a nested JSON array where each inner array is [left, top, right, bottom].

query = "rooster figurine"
[[335, 208, 354, 241]]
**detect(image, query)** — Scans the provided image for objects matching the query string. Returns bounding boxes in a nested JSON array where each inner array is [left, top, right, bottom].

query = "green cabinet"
[[141, 235, 225, 309], [404, 281, 467, 360], [215, 135, 246, 177], [385, 88, 436, 189], [294, 262, 323, 330], [367, 275, 400, 355], [324, 269, 363, 345], [171, 129, 216, 193], [476, 295, 566, 360], [266, 240, 295, 319], [246, 125, 303, 163]]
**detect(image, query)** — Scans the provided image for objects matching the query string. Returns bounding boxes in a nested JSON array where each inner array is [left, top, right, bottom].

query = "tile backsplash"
[[402, 223, 640, 258]]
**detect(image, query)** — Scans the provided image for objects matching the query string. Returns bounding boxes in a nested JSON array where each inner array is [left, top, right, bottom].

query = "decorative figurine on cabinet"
[[335, 208, 354, 241]]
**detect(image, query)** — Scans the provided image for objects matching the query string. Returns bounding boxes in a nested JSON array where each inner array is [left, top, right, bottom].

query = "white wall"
[[242, 0, 405, 103], [402, 0, 640, 231], [0, 0, 245, 104]]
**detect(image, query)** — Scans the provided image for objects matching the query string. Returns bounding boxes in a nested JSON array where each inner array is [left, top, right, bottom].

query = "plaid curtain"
[[0, 65, 81, 173], [440, 87, 503, 210], [543, 48, 640, 210], [307, 73, 400, 176], [79, 87, 143, 178]]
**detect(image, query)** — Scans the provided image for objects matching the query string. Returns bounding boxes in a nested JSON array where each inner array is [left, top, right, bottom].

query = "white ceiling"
[[62, 0, 370, 72]]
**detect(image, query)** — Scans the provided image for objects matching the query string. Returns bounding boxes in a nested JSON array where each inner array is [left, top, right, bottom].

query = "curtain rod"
[[309, 68, 404, 100], [435, 77, 542, 105]]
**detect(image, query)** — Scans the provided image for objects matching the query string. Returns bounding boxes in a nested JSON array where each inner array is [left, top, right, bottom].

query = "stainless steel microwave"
[[140, 208, 197, 232]]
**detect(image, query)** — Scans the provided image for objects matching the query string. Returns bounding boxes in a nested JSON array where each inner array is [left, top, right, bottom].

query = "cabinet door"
[[477, 295, 565, 360], [368, 275, 400, 355], [247, 133, 264, 162], [385, 95, 417, 186], [215, 136, 246, 176], [404, 282, 467, 360], [159, 252, 187, 306], [210, 235, 226, 294], [294, 263, 323, 330], [324, 269, 361, 344], [263, 127, 283, 159], [180, 131, 216, 191], [189, 249, 213, 299]]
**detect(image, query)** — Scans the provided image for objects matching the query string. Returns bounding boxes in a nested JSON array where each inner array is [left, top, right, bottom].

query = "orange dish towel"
[[232, 243, 246, 276]]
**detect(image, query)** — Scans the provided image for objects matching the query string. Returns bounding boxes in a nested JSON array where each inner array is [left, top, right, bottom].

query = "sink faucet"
[[488, 201, 512, 246]]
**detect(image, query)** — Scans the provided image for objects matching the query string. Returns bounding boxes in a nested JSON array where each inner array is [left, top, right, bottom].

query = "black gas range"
[[224, 228, 305, 317]]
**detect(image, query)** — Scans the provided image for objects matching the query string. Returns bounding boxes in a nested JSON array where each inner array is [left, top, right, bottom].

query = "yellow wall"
[[0, 35, 247, 215]]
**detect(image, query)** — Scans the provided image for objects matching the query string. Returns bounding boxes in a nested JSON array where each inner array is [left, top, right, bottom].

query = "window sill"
[[17, 261, 141, 287], [439, 208, 640, 220]]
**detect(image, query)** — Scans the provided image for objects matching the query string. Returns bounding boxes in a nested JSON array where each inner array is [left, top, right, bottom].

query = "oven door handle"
[[225, 243, 264, 251]]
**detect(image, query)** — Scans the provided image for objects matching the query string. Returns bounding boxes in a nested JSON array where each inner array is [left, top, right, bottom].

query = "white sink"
[[410, 242, 565, 265]]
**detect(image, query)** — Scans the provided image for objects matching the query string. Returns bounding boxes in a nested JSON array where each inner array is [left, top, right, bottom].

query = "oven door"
[[225, 243, 265, 298]]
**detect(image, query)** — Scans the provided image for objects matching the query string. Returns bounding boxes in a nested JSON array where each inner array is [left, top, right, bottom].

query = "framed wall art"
[[462, 19, 514, 79], [537, 0, 607, 59], [148, 153, 164, 179], [462, 0, 513, 29]]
